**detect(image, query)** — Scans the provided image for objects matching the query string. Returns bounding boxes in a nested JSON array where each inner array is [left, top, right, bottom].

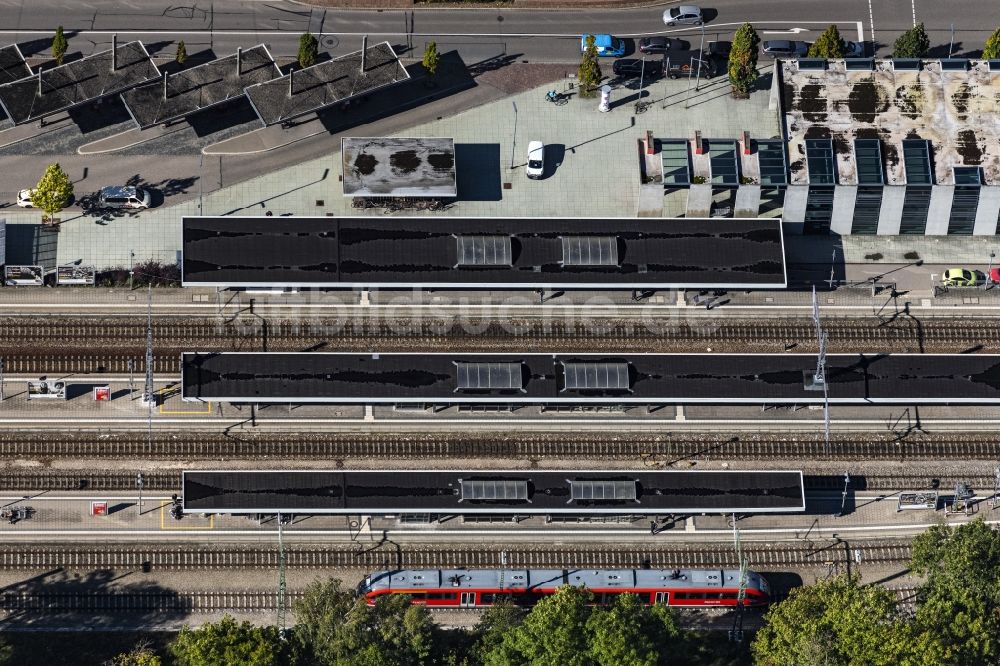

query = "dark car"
[[638, 36, 690, 54], [663, 50, 716, 79], [707, 41, 731, 57], [612, 58, 663, 80], [762, 40, 811, 58]]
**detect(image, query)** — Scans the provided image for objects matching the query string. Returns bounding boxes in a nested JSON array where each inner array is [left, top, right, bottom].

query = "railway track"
[[0, 542, 912, 572], [0, 315, 994, 374], [0, 468, 993, 491], [2, 431, 998, 462]]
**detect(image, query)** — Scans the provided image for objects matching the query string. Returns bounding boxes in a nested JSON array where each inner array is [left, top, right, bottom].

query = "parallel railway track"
[[0, 468, 993, 491], [1, 431, 998, 462], [0, 542, 911, 571], [0, 315, 994, 374]]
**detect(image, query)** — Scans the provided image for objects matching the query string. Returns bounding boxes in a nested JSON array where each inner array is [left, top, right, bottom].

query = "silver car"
[[98, 185, 151, 210], [663, 5, 703, 26]]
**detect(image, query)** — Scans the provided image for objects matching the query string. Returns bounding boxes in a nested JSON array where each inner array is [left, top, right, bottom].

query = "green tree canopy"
[[31, 163, 73, 222], [297, 32, 318, 69], [981, 26, 1000, 59], [176, 40, 187, 65], [808, 25, 846, 58], [587, 592, 680, 666], [293, 578, 437, 666], [728, 23, 761, 98], [52, 26, 68, 65], [472, 599, 525, 664], [578, 35, 602, 98], [170, 615, 284, 666], [422, 41, 440, 77], [751, 575, 913, 666], [106, 643, 162, 666], [893, 23, 931, 58], [909, 519, 1000, 665]]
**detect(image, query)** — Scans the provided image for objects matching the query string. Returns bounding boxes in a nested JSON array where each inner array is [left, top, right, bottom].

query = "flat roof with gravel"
[[782, 59, 1000, 186], [342, 137, 457, 197], [121, 45, 279, 128], [244, 42, 409, 126], [0, 41, 159, 124], [0, 45, 30, 85]]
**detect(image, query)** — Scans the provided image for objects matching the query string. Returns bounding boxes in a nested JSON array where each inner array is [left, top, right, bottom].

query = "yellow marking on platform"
[[160, 501, 214, 530]]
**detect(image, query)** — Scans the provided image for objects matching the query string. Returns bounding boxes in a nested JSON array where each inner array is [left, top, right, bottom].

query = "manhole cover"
[[321, 35, 339, 50]]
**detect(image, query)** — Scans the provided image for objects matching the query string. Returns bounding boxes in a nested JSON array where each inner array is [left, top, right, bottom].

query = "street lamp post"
[[136, 472, 144, 517], [128, 250, 135, 291], [838, 472, 851, 517], [510, 101, 518, 170], [988, 251, 995, 288]]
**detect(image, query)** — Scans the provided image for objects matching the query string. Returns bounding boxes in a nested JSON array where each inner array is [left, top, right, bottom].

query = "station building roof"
[[180, 216, 787, 289], [121, 45, 279, 128], [244, 41, 408, 126], [781, 59, 1000, 185], [0, 41, 159, 124], [0, 45, 30, 85], [342, 137, 457, 197], [182, 469, 807, 514], [180, 352, 1000, 405]]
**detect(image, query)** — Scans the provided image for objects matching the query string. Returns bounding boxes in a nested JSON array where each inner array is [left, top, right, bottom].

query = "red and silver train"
[[360, 567, 770, 609]]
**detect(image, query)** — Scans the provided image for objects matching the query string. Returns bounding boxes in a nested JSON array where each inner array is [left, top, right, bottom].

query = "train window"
[[425, 593, 458, 601], [654, 592, 668, 604]]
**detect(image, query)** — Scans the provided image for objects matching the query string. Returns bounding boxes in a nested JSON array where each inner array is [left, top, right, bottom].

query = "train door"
[[654, 592, 669, 605], [460, 592, 476, 607]]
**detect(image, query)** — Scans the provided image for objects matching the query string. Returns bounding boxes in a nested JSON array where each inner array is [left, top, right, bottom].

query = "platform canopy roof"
[[244, 41, 409, 126], [121, 45, 280, 128], [0, 45, 30, 85], [0, 40, 159, 125]]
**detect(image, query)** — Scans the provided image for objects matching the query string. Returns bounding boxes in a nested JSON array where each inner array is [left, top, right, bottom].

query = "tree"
[[578, 34, 602, 98], [176, 40, 187, 65], [908, 519, 1000, 665], [472, 599, 525, 664], [893, 22, 930, 58], [728, 23, 760, 98], [485, 586, 593, 666], [983, 26, 1000, 59], [808, 25, 846, 58], [106, 643, 162, 666], [169, 615, 284, 666], [752, 575, 913, 666], [52, 26, 68, 66], [297, 32, 318, 69], [422, 41, 440, 77], [293, 578, 437, 665], [587, 593, 675, 666], [31, 163, 73, 223]]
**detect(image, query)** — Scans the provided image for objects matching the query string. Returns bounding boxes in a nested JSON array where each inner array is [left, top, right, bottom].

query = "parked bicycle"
[[544, 90, 568, 106]]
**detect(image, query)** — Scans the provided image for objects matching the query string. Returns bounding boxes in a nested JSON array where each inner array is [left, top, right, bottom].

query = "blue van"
[[581, 34, 626, 57]]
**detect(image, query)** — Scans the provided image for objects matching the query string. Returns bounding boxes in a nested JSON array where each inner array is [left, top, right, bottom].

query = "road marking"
[[911, 0, 918, 27], [866, 0, 875, 45], [762, 28, 809, 35], [857, 20, 864, 46]]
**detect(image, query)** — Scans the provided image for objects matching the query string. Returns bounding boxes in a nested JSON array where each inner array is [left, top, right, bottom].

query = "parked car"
[[612, 58, 662, 80], [16, 188, 35, 207], [581, 34, 626, 57], [990, 267, 1000, 284], [664, 50, 716, 79], [843, 40, 866, 57], [662, 5, 704, 26], [706, 41, 731, 57], [942, 268, 984, 287], [638, 36, 689, 54], [98, 185, 151, 210], [526, 141, 545, 179], [762, 40, 811, 58]]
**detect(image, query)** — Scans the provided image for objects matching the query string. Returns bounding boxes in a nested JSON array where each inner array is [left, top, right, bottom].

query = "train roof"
[[361, 568, 764, 592]]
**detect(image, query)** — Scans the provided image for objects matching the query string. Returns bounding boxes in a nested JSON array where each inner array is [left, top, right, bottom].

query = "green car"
[[942, 267, 984, 287]]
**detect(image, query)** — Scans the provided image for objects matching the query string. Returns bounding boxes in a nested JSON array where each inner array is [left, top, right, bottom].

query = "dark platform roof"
[[342, 137, 457, 197], [180, 216, 787, 289], [244, 42, 408, 126], [180, 352, 1000, 405], [121, 45, 279, 128], [0, 41, 158, 125], [0, 45, 30, 85], [182, 469, 806, 514]]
